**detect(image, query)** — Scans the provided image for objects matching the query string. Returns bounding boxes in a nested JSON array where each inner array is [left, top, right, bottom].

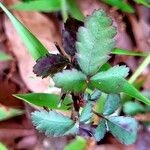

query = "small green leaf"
[[80, 103, 93, 123], [91, 65, 150, 105], [64, 136, 86, 150], [53, 69, 87, 93], [91, 65, 129, 93], [76, 10, 117, 75], [11, 0, 61, 12], [112, 48, 148, 57], [107, 116, 138, 145], [0, 3, 49, 60], [101, 0, 134, 13], [14, 93, 72, 110], [123, 101, 145, 115], [32, 110, 77, 136], [0, 52, 13, 61], [103, 94, 120, 115], [94, 119, 106, 141]]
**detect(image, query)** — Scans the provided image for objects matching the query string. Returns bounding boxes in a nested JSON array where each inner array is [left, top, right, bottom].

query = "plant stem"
[[129, 53, 150, 84]]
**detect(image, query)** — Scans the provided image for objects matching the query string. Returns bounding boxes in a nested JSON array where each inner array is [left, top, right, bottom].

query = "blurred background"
[[0, 0, 150, 149]]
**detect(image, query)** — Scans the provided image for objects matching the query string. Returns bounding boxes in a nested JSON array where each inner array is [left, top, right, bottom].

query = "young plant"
[[1, 2, 150, 145]]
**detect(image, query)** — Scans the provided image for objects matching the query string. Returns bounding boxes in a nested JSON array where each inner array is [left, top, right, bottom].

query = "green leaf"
[[91, 65, 150, 105], [94, 119, 106, 141], [107, 116, 138, 145], [67, 0, 84, 21], [53, 69, 87, 93], [103, 94, 120, 115], [90, 90, 102, 101], [32, 110, 77, 136], [0, 3, 49, 60], [61, 0, 68, 22], [11, 0, 61, 12], [123, 101, 145, 115], [64, 136, 86, 150], [134, 0, 150, 8], [14, 93, 72, 110], [112, 48, 148, 57], [101, 0, 134, 13], [0, 51, 13, 61], [76, 10, 117, 75], [0, 106, 23, 121], [80, 103, 93, 123]]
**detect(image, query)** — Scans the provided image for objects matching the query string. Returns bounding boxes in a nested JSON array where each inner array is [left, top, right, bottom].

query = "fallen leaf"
[[4, 0, 61, 92]]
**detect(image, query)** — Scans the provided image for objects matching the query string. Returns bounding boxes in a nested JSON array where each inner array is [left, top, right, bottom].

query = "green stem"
[[129, 53, 150, 84]]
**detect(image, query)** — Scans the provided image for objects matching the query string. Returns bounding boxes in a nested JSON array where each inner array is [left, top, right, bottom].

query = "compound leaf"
[[76, 10, 117, 75], [32, 110, 76, 136], [103, 94, 120, 115], [53, 69, 87, 93], [94, 119, 106, 141], [91, 65, 150, 105], [107, 116, 138, 145], [0, 3, 49, 60]]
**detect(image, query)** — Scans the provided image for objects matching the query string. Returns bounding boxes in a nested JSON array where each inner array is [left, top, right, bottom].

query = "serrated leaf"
[[103, 94, 120, 115], [107, 116, 138, 145], [11, 0, 61, 12], [123, 101, 145, 115], [14, 93, 72, 110], [76, 10, 117, 75], [64, 136, 86, 150], [32, 110, 76, 136], [112, 48, 148, 57], [101, 0, 134, 13], [0, 52, 13, 61], [33, 54, 69, 78], [0, 3, 49, 60], [94, 119, 106, 141], [53, 69, 87, 93], [91, 65, 150, 105], [80, 103, 93, 123], [63, 17, 83, 56]]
